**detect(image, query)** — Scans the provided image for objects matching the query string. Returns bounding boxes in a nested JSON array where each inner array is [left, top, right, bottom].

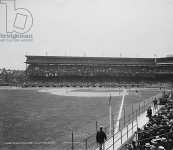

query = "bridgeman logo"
[[0, 0, 33, 42], [0, 0, 33, 34]]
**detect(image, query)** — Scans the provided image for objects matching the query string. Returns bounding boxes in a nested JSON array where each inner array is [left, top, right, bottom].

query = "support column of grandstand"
[[121, 90, 173, 150]]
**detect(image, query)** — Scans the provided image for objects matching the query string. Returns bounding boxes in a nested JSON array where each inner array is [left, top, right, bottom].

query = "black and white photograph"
[[0, 0, 173, 150]]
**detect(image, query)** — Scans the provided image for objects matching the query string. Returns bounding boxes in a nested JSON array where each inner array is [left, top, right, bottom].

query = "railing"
[[105, 111, 138, 150], [106, 120, 138, 150], [64, 93, 161, 150], [105, 97, 160, 150]]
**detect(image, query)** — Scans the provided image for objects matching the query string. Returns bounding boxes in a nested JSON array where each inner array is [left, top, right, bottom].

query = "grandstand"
[[25, 56, 173, 86]]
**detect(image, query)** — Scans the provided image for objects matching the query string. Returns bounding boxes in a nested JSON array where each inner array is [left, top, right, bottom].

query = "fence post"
[[131, 104, 133, 134], [119, 119, 121, 131], [112, 116, 115, 150], [132, 104, 134, 121], [96, 121, 98, 147], [109, 99, 112, 137], [128, 114, 130, 124], [85, 138, 87, 150], [127, 125, 128, 139], [144, 101, 146, 112], [139, 103, 140, 115], [72, 131, 74, 150], [96, 121, 98, 133], [132, 120, 133, 134], [104, 127, 107, 137], [124, 107, 125, 127], [136, 109, 138, 129], [121, 129, 123, 144]]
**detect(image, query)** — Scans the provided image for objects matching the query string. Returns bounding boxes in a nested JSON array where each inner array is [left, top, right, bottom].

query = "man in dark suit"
[[96, 126, 107, 150]]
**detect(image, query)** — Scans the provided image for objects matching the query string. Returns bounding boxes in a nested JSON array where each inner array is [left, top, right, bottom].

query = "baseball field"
[[0, 87, 161, 150]]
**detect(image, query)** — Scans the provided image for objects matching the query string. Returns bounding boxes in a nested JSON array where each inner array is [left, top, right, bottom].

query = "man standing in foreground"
[[96, 126, 107, 150]]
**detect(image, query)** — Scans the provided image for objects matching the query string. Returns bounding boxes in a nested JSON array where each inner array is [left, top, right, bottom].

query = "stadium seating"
[[124, 91, 173, 150], [25, 56, 173, 87]]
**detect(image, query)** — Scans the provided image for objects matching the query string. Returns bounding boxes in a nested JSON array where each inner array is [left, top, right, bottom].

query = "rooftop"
[[25, 55, 160, 65]]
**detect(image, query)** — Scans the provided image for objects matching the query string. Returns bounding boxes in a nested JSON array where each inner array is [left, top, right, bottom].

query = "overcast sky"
[[0, 0, 173, 69]]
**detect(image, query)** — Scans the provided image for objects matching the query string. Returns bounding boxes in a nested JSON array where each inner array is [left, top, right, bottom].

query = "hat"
[[153, 124, 157, 128], [145, 143, 151, 148], [169, 119, 173, 123], [100, 125, 104, 129], [151, 139, 157, 144], [161, 137, 167, 142], [158, 146, 165, 150]]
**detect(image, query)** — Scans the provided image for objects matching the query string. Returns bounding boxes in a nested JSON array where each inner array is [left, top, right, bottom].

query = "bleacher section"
[[122, 91, 173, 150], [25, 56, 173, 86]]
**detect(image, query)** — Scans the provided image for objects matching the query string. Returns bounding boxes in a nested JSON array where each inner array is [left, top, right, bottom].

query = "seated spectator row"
[[125, 91, 173, 150]]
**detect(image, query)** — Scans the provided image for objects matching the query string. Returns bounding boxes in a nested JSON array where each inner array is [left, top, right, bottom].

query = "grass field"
[[0, 87, 161, 150]]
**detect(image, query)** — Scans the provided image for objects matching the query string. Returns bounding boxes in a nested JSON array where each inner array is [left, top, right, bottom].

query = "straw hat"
[[161, 137, 167, 142], [155, 136, 160, 139], [158, 146, 165, 150], [151, 139, 157, 144], [153, 124, 157, 128], [169, 119, 173, 124], [145, 143, 151, 148]]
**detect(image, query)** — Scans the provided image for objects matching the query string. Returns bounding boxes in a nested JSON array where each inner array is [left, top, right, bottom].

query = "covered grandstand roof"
[[25, 56, 156, 65], [156, 57, 173, 64], [25, 55, 173, 65]]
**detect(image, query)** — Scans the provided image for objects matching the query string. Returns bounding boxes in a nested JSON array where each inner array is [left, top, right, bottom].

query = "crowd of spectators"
[[125, 91, 173, 150], [26, 63, 173, 87], [23, 77, 164, 88], [0, 68, 25, 85]]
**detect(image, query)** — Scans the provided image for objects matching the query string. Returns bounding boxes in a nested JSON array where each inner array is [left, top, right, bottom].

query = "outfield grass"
[[0, 88, 161, 150]]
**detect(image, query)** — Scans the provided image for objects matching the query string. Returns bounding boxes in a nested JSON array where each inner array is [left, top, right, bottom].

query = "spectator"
[[144, 143, 151, 150], [147, 106, 152, 120], [153, 97, 158, 110], [131, 141, 137, 150], [125, 92, 173, 150], [96, 126, 107, 150], [125, 144, 133, 150]]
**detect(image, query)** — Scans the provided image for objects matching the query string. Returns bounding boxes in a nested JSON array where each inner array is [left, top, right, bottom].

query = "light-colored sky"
[[0, 0, 173, 69]]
